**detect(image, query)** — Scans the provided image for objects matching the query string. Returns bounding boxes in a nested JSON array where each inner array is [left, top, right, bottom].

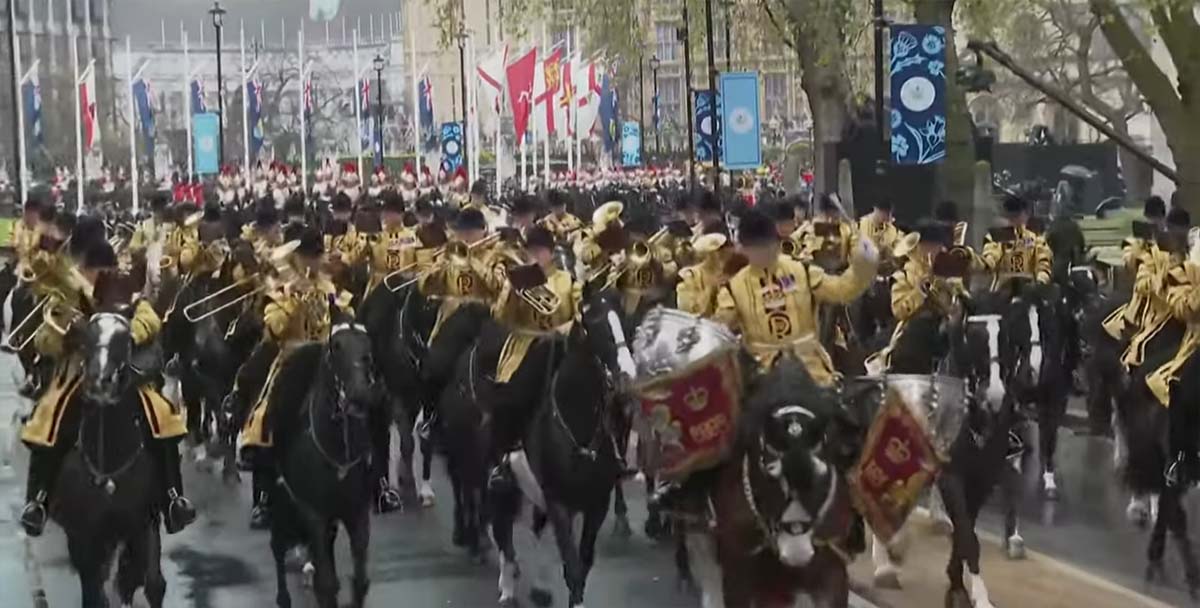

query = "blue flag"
[[419, 75, 436, 152], [599, 73, 619, 153], [21, 77, 42, 146], [889, 24, 947, 165], [693, 90, 721, 163], [246, 80, 264, 159], [133, 79, 156, 160], [440, 122, 463, 173], [718, 72, 762, 171], [190, 79, 206, 114], [621, 122, 642, 168], [358, 78, 372, 153], [193, 113, 220, 175]]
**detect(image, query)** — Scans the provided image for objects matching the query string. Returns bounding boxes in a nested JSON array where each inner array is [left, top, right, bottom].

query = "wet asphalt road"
[[0, 351, 1194, 607]]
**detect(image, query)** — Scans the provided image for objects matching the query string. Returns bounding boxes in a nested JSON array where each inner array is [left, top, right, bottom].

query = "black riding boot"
[[20, 448, 65, 537], [249, 450, 274, 530], [157, 441, 197, 534], [371, 408, 402, 514]]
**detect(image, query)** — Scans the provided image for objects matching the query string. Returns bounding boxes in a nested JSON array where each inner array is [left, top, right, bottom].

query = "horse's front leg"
[[489, 473, 521, 607], [304, 515, 339, 608], [346, 508, 372, 608], [1038, 393, 1067, 500], [142, 526, 167, 608], [579, 495, 611, 583], [809, 556, 851, 608], [269, 525, 294, 608], [68, 536, 109, 608], [545, 501, 586, 607]]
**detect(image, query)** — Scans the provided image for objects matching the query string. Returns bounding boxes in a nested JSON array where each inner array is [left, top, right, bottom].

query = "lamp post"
[[209, 1, 226, 166], [873, 0, 886, 178], [638, 56, 646, 167], [7, 0, 22, 202], [723, 0, 732, 71], [703, 0, 719, 195], [457, 27, 469, 174], [650, 55, 660, 161], [373, 53, 385, 165], [679, 6, 695, 189]]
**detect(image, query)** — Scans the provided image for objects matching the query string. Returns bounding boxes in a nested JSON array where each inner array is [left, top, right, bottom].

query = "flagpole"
[[11, 0, 27, 205], [409, 25, 420, 177], [566, 49, 573, 175], [126, 37, 140, 213], [468, 38, 478, 185], [72, 32, 84, 210], [240, 22, 250, 179], [541, 25, 550, 182], [495, 71, 502, 200], [574, 26, 582, 171], [353, 30, 363, 179], [299, 28, 307, 197], [183, 27, 193, 180]]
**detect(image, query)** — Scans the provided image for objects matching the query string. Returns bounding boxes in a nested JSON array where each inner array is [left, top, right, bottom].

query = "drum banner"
[[848, 386, 944, 542], [889, 24, 947, 165], [634, 350, 742, 481]]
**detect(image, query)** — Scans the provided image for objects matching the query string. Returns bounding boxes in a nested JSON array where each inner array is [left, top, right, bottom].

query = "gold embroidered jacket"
[[980, 226, 1052, 289], [366, 226, 418, 293], [263, 274, 354, 348], [1121, 247, 1181, 369], [715, 243, 877, 385]]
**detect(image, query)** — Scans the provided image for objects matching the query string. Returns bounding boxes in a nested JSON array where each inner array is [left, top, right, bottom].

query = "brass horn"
[[4, 296, 48, 352], [181, 275, 263, 322]]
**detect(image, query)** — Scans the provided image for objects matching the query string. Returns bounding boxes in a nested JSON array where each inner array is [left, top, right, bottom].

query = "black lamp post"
[[703, 0, 719, 194], [457, 27, 469, 174], [679, 8, 695, 189], [650, 55, 661, 162], [373, 53, 385, 164], [723, 0, 732, 71], [8, 0, 22, 200], [873, 0, 886, 178], [638, 56, 646, 166], [209, 0, 226, 165]]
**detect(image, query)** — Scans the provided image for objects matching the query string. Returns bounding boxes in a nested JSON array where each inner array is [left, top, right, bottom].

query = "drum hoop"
[[632, 347, 740, 397]]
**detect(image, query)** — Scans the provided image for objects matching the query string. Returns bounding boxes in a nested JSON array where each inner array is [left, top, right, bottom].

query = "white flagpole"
[[72, 35, 83, 210], [11, 0, 26, 205], [183, 27, 193, 180], [126, 36, 140, 213], [409, 25, 420, 176], [240, 22, 250, 179], [495, 79, 502, 199], [541, 26, 550, 182], [299, 28, 307, 197], [566, 43, 573, 175], [468, 38, 478, 185], [353, 30, 363, 179]]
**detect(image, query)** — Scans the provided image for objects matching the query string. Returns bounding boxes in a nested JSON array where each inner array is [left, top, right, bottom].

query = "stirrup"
[[19, 491, 48, 537], [376, 479, 402, 514], [165, 489, 197, 534]]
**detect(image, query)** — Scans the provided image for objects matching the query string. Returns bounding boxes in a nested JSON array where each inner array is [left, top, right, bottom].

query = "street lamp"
[[703, 0, 720, 194], [678, 9, 696, 189], [873, 0, 886, 179], [373, 53, 385, 165], [638, 56, 646, 167], [209, 1, 226, 166], [457, 27, 469, 174], [650, 55, 661, 161]]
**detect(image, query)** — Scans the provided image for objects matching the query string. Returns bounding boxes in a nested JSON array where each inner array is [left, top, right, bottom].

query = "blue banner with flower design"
[[889, 24, 946, 165]]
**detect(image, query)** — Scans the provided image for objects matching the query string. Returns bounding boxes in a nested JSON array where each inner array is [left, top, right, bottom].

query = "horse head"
[[576, 283, 635, 385], [80, 313, 134, 406], [739, 356, 844, 568], [326, 323, 377, 419]]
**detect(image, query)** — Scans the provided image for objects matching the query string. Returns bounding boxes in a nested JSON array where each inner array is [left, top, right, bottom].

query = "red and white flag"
[[573, 59, 603, 138], [79, 63, 100, 151], [476, 44, 508, 114], [555, 53, 576, 142], [505, 47, 538, 143], [533, 44, 564, 138]]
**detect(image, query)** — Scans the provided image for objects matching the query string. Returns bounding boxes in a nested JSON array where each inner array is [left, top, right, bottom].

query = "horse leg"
[[116, 532, 143, 607], [685, 530, 726, 608], [545, 501, 587, 607], [870, 527, 903, 588], [530, 509, 556, 607], [347, 509, 372, 608], [643, 472, 666, 541], [142, 526, 166, 608], [1146, 491, 1170, 585], [305, 517, 339, 608], [578, 496, 611, 598], [448, 459, 467, 547], [938, 474, 985, 608], [417, 406, 436, 507], [1039, 395, 1065, 500], [611, 480, 631, 539], [1164, 485, 1200, 598], [489, 475, 522, 607], [810, 559, 851, 608], [269, 523, 293, 608], [68, 536, 108, 608], [1002, 424, 1027, 560]]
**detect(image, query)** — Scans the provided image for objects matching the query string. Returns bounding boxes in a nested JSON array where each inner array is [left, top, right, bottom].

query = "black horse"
[[264, 323, 380, 608], [490, 288, 628, 608], [356, 280, 442, 507], [51, 313, 167, 608]]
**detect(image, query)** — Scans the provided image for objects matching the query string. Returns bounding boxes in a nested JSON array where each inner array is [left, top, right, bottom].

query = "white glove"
[[856, 235, 880, 266]]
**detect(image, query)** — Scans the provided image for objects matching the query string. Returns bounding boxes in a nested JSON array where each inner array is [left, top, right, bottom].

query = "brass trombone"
[[4, 296, 47, 352], [181, 275, 264, 322]]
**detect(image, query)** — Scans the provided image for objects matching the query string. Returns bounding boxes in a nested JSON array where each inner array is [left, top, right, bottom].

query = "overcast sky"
[[113, 0, 405, 46]]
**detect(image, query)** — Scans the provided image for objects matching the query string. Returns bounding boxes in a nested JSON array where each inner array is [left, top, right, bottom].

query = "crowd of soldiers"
[[10, 152, 1200, 602]]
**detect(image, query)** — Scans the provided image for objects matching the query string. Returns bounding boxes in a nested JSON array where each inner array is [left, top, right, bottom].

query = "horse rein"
[[740, 452, 842, 562], [306, 323, 370, 481], [79, 313, 145, 495]]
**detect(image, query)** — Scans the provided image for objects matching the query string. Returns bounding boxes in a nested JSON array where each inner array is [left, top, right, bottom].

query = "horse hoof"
[[499, 599, 519, 608], [1126, 497, 1151, 528], [873, 566, 902, 589], [530, 587, 553, 608], [931, 516, 953, 537], [944, 588, 971, 608], [1006, 535, 1026, 560], [302, 562, 315, 588], [612, 515, 632, 539], [1042, 472, 1059, 501], [418, 482, 436, 508]]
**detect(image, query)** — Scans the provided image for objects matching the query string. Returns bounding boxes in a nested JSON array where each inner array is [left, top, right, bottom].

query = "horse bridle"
[[741, 450, 842, 561], [306, 323, 371, 480], [79, 313, 145, 495]]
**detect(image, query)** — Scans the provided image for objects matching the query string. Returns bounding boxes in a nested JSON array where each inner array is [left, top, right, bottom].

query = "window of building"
[[70, 0, 85, 24], [764, 72, 786, 120], [655, 24, 677, 62], [89, 0, 101, 24], [13, 0, 28, 20]]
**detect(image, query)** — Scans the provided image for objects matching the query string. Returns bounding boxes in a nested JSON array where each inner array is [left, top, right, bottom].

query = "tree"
[[1089, 0, 1200, 212]]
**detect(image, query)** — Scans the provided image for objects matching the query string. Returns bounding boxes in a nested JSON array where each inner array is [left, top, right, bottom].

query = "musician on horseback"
[[365, 193, 417, 296], [676, 231, 733, 318], [10, 197, 43, 263], [323, 193, 367, 292], [235, 229, 359, 527], [1103, 196, 1169, 342], [20, 238, 195, 537], [716, 209, 879, 384], [1120, 209, 1192, 374], [797, 194, 856, 272], [538, 190, 584, 245], [858, 200, 903, 255], [980, 195, 1053, 292]]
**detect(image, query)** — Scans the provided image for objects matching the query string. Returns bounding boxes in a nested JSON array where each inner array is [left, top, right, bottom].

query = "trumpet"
[[43, 298, 84, 337], [503, 254, 562, 316], [4, 296, 48, 352], [518, 284, 561, 316], [181, 275, 264, 322], [781, 235, 802, 259]]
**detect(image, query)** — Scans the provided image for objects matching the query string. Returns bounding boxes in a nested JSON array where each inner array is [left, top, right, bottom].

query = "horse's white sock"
[[497, 553, 517, 601], [685, 531, 725, 608]]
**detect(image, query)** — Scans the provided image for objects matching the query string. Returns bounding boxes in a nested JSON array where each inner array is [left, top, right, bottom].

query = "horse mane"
[[738, 354, 838, 451], [269, 342, 326, 441]]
